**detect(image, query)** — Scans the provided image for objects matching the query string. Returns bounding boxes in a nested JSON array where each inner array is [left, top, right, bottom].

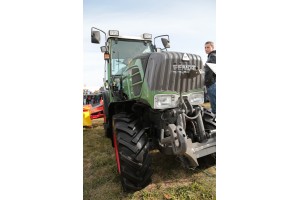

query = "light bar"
[[143, 33, 152, 39], [109, 30, 119, 36]]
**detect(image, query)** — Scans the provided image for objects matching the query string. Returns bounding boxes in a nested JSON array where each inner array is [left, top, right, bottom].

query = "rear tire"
[[112, 112, 152, 192]]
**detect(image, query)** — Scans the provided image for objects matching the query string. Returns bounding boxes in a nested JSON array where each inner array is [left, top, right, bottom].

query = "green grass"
[[83, 118, 216, 200]]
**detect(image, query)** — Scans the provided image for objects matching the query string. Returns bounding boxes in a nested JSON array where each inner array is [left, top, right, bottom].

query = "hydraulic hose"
[[183, 109, 201, 120]]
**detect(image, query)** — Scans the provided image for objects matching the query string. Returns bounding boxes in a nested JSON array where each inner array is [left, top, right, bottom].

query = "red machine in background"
[[83, 93, 104, 120], [90, 99, 104, 119]]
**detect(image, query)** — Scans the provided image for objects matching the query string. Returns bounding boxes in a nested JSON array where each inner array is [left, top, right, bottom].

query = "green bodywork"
[[105, 36, 203, 109]]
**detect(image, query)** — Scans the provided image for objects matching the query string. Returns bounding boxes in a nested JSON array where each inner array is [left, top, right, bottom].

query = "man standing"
[[204, 41, 216, 115]]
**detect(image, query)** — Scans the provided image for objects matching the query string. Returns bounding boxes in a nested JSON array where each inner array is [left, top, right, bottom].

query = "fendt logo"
[[172, 64, 197, 71]]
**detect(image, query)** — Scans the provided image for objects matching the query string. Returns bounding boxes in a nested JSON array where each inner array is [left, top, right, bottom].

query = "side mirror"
[[161, 38, 170, 48], [91, 31, 100, 44], [154, 34, 170, 51]]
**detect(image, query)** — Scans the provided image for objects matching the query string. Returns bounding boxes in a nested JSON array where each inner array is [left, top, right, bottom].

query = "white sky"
[[83, 0, 216, 91]]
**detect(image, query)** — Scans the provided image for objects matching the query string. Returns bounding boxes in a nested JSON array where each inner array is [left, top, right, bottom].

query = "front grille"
[[144, 52, 204, 92]]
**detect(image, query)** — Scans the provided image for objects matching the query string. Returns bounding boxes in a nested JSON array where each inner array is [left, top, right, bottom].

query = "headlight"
[[154, 94, 177, 109], [189, 92, 204, 105]]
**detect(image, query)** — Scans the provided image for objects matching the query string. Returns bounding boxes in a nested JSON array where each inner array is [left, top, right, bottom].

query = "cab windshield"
[[110, 39, 153, 75]]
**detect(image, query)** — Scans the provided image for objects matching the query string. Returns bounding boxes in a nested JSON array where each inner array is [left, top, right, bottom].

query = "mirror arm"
[[91, 27, 107, 48], [91, 27, 107, 41], [154, 34, 170, 50]]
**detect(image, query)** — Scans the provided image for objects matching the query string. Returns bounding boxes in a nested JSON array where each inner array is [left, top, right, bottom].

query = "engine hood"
[[144, 51, 204, 93]]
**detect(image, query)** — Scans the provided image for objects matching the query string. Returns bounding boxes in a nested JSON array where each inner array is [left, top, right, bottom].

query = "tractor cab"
[[91, 28, 170, 99]]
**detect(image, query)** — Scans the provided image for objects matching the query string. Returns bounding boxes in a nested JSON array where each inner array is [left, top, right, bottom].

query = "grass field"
[[83, 118, 216, 200]]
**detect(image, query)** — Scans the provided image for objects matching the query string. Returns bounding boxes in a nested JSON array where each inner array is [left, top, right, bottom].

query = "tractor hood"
[[144, 52, 204, 93]]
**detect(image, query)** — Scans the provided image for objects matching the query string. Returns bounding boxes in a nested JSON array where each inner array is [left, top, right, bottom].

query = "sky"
[[83, 0, 216, 92]]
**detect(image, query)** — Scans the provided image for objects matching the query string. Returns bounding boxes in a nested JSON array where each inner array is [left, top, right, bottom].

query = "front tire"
[[112, 113, 152, 192]]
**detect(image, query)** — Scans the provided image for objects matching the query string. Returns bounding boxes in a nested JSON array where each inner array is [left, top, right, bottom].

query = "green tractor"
[[91, 27, 216, 191]]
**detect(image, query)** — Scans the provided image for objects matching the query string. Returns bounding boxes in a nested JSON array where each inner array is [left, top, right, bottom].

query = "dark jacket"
[[204, 50, 216, 87]]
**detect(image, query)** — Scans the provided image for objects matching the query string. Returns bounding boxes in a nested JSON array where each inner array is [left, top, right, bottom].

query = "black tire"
[[203, 108, 216, 129], [112, 112, 152, 192]]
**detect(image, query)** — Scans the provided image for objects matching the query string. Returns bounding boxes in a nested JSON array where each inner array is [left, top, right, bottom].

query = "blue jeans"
[[207, 83, 216, 114]]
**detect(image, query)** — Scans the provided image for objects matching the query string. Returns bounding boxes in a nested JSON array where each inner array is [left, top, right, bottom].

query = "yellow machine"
[[83, 105, 92, 127]]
